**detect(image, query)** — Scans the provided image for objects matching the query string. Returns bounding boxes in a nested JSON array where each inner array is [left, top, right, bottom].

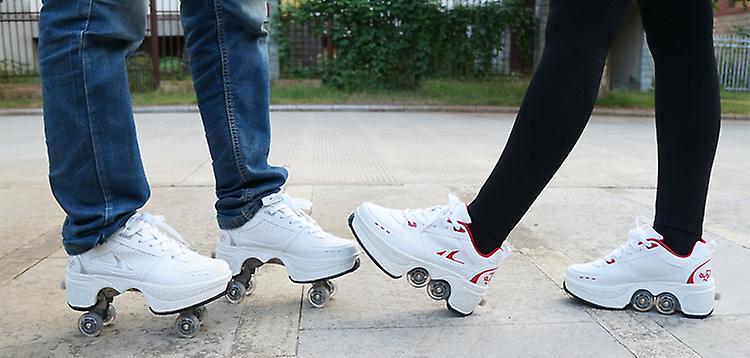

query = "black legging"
[[468, 0, 721, 256]]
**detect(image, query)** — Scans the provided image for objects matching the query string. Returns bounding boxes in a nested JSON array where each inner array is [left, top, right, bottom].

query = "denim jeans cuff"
[[217, 198, 264, 230]]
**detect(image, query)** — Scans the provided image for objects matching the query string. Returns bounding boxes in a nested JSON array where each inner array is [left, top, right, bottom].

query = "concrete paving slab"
[[652, 314, 750, 357], [297, 322, 633, 358], [0, 246, 303, 357], [1, 112, 748, 357]]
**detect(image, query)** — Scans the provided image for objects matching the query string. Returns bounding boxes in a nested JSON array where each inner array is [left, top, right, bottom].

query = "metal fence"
[[0, 0, 40, 78], [715, 35, 750, 92], [1, 0, 749, 92], [0, 0, 188, 90]]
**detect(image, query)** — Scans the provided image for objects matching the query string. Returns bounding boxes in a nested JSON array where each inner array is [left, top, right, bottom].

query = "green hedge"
[[275, 0, 533, 90]]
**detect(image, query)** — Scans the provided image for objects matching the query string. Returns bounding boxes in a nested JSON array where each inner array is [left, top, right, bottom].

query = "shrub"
[[276, 0, 533, 90]]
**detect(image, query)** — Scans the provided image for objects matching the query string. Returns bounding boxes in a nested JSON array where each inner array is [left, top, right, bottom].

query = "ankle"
[[653, 223, 702, 256], [466, 207, 504, 256]]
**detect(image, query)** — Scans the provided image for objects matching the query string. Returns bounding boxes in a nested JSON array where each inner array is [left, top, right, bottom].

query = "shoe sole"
[[348, 212, 482, 316], [562, 280, 714, 319], [215, 240, 360, 284], [65, 271, 231, 315]]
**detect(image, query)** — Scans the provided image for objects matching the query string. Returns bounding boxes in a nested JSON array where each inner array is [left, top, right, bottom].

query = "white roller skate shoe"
[[563, 217, 715, 318], [214, 193, 360, 308], [349, 194, 511, 316], [64, 212, 232, 337]]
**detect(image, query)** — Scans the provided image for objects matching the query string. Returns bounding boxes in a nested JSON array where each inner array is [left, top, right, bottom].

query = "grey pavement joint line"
[[517, 227, 700, 357], [518, 247, 639, 357]]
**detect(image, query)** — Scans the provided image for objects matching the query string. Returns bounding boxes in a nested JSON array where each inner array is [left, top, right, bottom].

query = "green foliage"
[[276, 0, 533, 90]]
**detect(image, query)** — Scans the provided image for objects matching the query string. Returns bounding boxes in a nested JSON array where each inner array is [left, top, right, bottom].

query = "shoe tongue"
[[262, 193, 283, 207], [451, 204, 471, 224], [630, 224, 664, 242], [125, 212, 144, 226]]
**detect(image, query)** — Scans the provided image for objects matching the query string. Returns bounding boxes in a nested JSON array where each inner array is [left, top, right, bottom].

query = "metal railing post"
[[149, 0, 160, 89]]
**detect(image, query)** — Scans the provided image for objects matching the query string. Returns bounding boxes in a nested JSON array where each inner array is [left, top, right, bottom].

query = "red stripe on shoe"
[[687, 259, 712, 284]]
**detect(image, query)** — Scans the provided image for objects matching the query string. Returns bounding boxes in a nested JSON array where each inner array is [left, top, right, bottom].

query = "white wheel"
[[407, 268, 429, 288], [631, 290, 654, 312], [102, 305, 117, 327], [78, 312, 103, 337], [226, 280, 247, 304], [656, 293, 679, 315], [175, 313, 200, 338], [308, 286, 331, 308], [427, 280, 451, 301]]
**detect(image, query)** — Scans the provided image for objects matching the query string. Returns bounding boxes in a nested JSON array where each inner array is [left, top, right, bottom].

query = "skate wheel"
[[325, 280, 337, 298], [631, 290, 654, 312], [226, 280, 247, 304], [194, 306, 207, 321], [78, 312, 104, 337], [246, 276, 257, 296], [407, 268, 429, 288], [102, 305, 117, 327], [656, 293, 679, 315], [426, 280, 451, 301], [175, 312, 201, 338], [308, 285, 331, 308]]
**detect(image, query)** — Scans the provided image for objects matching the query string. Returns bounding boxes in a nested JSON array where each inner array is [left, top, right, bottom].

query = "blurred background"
[[1, 0, 748, 113]]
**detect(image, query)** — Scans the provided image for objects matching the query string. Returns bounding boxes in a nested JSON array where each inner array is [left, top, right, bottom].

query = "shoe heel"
[[214, 242, 246, 276], [445, 278, 485, 316], [65, 272, 110, 310], [680, 284, 715, 317]]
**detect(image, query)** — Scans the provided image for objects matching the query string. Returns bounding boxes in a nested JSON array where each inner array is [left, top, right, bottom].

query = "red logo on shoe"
[[470, 268, 497, 285], [606, 258, 616, 265], [687, 259, 712, 284], [436, 250, 465, 265], [407, 220, 417, 228]]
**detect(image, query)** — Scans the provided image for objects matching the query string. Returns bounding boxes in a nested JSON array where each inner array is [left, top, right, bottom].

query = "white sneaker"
[[349, 194, 511, 316], [65, 212, 232, 337], [214, 193, 360, 307], [564, 218, 715, 318]]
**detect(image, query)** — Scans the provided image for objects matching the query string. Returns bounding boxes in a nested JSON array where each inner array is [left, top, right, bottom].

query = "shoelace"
[[404, 193, 465, 233], [600, 216, 652, 264], [267, 193, 327, 239], [122, 213, 190, 258]]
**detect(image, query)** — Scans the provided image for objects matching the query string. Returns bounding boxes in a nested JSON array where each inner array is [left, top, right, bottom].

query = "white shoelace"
[[266, 193, 327, 239], [122, 213, 190, 258], [600, 217, 652, 265], [404, 193, 466, 232]]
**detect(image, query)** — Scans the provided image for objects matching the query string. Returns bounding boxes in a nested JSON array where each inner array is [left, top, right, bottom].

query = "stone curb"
[[1, 104, 748, 120]]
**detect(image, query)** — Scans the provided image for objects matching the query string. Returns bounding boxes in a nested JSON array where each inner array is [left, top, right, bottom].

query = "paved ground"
[[1, 112, 748, 357]]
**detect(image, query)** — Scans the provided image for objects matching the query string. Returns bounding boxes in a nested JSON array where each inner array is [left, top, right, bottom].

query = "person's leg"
[[349, 0, 632, 315], [564, 1, 719, 318], [467, 0, 630, 254], [39, 0, 150, 255], [180, 0, 358, 307], [638, 0, 721, 256], [41, 1, 232, 336], [180, 0, 288, 229]]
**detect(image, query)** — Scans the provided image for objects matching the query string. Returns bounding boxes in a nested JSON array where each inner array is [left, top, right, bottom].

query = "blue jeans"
[[39, 0, 288, 255]]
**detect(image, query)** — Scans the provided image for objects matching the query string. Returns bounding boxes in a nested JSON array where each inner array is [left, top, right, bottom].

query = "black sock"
[[467, 204, 503, 256], [653, 224, 701, 256]]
